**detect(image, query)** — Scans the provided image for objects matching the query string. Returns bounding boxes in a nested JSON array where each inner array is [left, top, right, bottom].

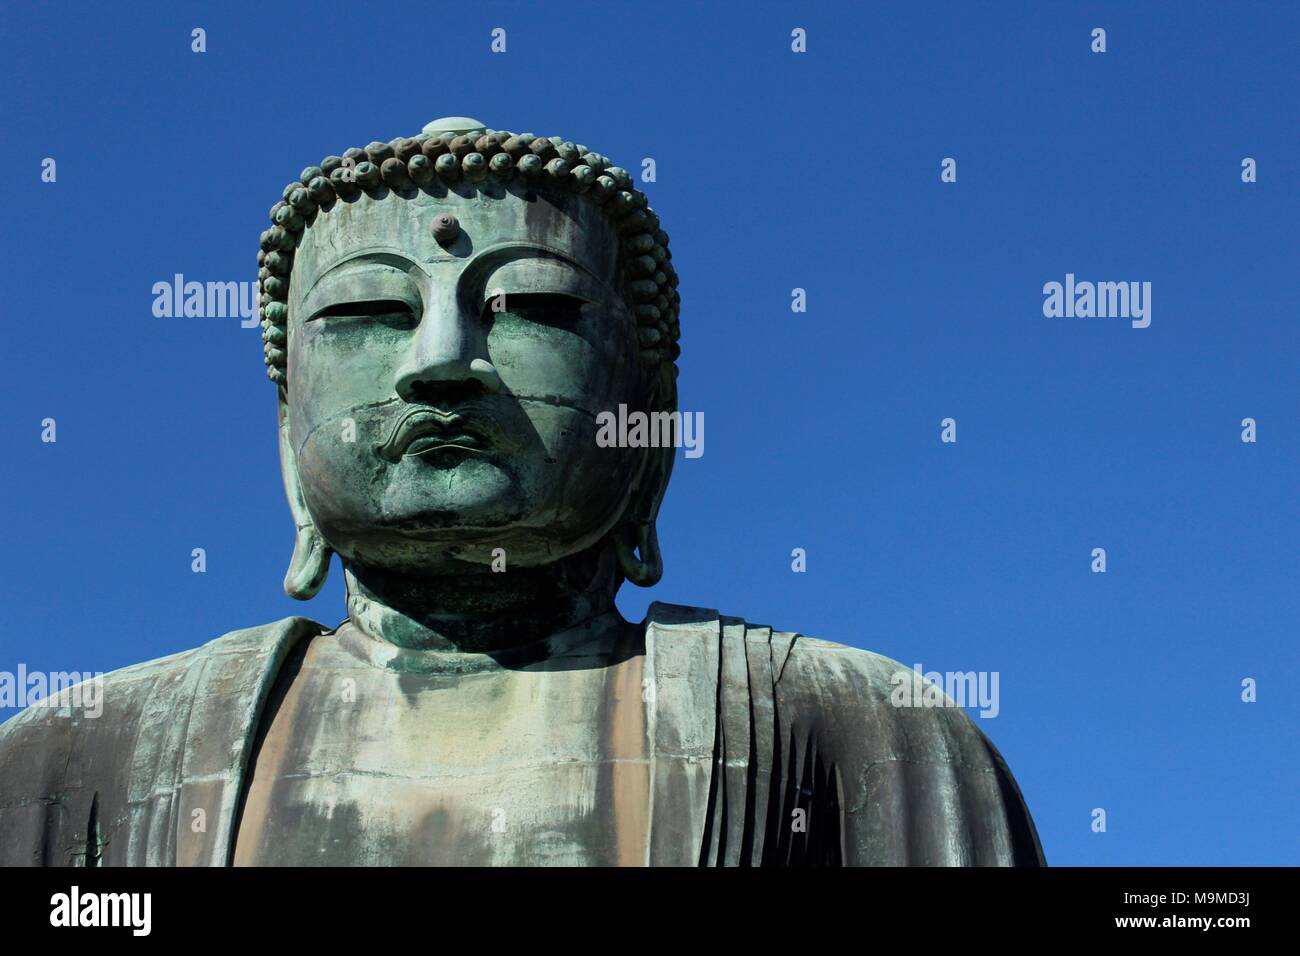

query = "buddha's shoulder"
[[649, 602, 996, 758], [779, 631, 912, 680], [648, 601, 917, 694], [769, 632, 934, 719], [769, 627, 1006, 769], [0, 615, 325, 752]]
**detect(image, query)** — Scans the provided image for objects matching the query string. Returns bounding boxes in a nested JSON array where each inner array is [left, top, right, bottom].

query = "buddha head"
[[256, 117, 681, 619]]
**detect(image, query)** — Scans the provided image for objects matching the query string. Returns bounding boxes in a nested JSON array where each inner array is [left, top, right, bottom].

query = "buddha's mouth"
[[375, 407, 505, 462], [404, 433, 487, 457]]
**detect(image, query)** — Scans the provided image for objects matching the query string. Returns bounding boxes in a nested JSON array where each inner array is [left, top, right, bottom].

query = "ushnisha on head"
[[262, 118, 680, 607]]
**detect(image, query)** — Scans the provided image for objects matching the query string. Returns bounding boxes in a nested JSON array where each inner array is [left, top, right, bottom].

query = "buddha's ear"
[[278, 387, 333, 600], [614, 439, 674, 588]]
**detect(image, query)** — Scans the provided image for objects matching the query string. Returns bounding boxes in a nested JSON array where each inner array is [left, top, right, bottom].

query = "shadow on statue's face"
[[285, 186, 646, 575]]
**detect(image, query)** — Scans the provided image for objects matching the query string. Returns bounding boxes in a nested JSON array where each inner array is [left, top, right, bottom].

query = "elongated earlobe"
[[285, 524, 331, 599], [613, 431, 673, 588], [278, 389, 332, 600], [615, 520, 663, 587]]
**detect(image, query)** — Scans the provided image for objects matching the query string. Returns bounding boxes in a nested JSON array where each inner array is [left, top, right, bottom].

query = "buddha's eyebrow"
[[458, 240, 614, 294], [301, 250, 419, 298]]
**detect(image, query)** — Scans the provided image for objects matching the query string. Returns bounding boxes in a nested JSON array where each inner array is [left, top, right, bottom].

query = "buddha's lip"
[[405, 434, 486, 457], [375, 406, 506, 462]]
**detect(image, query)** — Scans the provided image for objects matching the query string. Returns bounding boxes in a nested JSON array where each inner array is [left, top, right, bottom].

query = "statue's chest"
[[232, 642, 651, 866]]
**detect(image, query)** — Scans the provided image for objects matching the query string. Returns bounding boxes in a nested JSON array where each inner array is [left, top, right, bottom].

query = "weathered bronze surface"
[[0, 117, 1043, 866]]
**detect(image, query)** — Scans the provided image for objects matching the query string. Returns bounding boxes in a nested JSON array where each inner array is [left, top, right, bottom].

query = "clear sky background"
[[2, 1, 1297, 866]]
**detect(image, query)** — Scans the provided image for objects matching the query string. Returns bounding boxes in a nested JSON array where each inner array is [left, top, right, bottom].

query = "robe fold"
[[0, 602, 1044, 866]]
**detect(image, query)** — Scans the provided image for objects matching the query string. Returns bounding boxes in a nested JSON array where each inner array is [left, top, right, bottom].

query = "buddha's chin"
[[368, 495, 531, 541], [305, 456, 629, 571], [374, 455, 519, 514], [314, 493, 593, 571], [327, 523, 612, 578], [319, 497, 621, 576]]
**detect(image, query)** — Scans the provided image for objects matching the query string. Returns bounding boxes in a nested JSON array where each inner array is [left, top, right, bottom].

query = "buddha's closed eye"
[[306, 293, 587, 328], [481, 292, 586, 328], [309, 299, 418, 329]]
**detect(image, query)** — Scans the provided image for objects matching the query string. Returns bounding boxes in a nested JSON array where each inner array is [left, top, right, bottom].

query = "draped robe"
[[0, 602, 1044, 866]]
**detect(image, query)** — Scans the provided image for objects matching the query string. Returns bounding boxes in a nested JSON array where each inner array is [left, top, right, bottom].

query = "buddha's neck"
[[342, 551, 619, 655]]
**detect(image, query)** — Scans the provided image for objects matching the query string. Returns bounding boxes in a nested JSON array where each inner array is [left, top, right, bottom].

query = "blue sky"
[[2, 0, 1297, 866]]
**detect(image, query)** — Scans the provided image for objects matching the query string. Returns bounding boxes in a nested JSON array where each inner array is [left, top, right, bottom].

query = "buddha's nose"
[[394, 296, 501, 401]]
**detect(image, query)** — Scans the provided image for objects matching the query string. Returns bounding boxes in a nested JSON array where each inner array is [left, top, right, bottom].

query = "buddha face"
[[285, 185, 648, 575]]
